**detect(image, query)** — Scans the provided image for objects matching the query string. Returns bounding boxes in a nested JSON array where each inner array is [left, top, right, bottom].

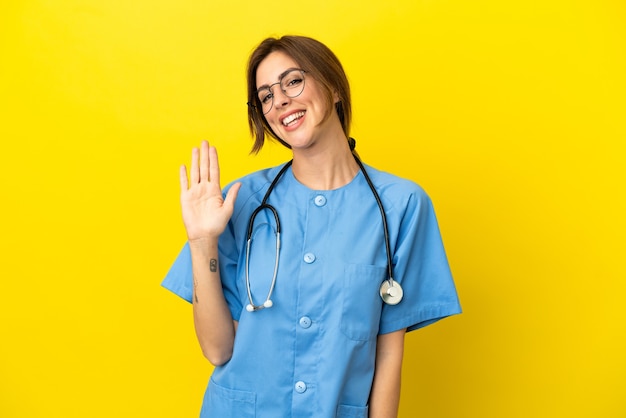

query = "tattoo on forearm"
[[192, 260, 217, 304]]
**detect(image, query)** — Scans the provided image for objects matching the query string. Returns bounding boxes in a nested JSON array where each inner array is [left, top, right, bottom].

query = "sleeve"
[[217, 220, 244, 321], [378, 187, 462, 334], [161, 242, 193, 303]]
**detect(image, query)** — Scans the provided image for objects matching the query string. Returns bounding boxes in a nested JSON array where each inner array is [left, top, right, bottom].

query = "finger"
[[209, 145, 220, 188], [200, 140, 210, 181], [190, 147, 199, 184], [179, 165, 189, 191]]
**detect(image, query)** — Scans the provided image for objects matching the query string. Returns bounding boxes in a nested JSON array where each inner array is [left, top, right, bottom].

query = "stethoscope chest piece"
[[379, 279, 404, 305]]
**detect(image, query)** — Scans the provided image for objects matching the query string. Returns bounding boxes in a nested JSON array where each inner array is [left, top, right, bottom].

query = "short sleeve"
[[217, 220, 244, 320], [161, 242, 193, 303], [379, 187, 461, 334]]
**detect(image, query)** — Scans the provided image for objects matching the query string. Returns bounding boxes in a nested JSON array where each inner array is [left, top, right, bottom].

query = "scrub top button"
[[299, 316, 312, 329], [314, 195, 327, 207], [294, 381, 307, 393], [303, 253, 316, 264]]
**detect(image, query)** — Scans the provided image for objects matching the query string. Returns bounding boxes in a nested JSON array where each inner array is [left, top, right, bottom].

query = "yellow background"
[[1, 0, 625, 417]]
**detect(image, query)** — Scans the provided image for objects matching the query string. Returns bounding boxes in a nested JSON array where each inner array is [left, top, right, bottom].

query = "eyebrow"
[[256, 67, 301, 90]]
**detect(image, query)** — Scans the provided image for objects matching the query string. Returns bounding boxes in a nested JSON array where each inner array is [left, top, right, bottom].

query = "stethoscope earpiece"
[[245, 299, 273, 312]]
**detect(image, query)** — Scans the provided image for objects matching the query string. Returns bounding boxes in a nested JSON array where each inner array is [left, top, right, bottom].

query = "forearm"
[[189, 237, 236, 366], [369, 329, 406, 418]]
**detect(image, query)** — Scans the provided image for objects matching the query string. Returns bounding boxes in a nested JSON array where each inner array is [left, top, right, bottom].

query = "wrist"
[[188, 236, 219, 251]]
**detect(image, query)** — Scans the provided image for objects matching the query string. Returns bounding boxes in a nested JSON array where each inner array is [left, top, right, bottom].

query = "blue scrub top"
[[162, 163, 461, 418]]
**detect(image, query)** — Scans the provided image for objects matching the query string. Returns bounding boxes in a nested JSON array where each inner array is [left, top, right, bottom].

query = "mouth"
[[281, 111, 305, 127]]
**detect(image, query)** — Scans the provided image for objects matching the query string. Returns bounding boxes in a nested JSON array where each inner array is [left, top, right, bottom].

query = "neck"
[[290, 136, 360, 190]]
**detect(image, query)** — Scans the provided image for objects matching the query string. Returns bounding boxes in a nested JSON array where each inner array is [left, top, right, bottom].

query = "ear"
[[333, 90, 340, 104]]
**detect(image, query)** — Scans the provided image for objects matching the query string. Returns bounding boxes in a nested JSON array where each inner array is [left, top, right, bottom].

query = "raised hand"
[[179, 141, 241, 241]]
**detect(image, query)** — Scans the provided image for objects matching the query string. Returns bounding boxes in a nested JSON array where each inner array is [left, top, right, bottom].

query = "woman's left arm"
[[369, 328, 406, 418]]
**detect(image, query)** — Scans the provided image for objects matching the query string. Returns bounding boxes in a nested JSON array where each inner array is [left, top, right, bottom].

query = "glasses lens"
[[257, 88, 273, 114], [256, 70, 306, 115], [280, 70, 305, 99]]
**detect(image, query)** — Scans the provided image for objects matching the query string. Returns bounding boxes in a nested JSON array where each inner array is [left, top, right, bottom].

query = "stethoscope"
[[244, 142, 403, 312]]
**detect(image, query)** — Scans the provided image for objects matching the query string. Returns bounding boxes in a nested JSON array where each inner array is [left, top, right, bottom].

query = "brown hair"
[[246, 35, 352, 153]]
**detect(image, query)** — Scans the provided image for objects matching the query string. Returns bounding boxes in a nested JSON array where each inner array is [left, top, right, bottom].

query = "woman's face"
[[255, 51, 339, 151]]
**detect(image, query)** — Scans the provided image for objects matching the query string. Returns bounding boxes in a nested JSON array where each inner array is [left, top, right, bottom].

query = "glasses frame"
[[248, 68, 307, 115]]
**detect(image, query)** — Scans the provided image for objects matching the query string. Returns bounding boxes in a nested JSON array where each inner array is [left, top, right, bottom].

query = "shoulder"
[[224, 164, 284, 195], [223, 163, 290, 222], [362, 164, 432, 212]]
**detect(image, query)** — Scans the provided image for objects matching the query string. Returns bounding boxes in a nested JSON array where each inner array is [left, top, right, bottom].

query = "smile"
[[282, 111, 305, 126]]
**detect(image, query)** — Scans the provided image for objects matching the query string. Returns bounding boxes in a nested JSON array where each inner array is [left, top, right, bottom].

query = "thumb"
[[223, 182, 241, 210]]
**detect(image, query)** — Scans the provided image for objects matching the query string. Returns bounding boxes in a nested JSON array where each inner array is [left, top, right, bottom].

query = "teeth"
[[282, 111, 305, 126]]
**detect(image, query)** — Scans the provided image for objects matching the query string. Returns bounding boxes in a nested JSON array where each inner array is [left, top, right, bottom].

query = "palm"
[[180, 141, 240, 241]]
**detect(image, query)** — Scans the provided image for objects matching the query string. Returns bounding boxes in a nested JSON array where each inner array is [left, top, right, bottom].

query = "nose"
[[272, 88, 291, 110]]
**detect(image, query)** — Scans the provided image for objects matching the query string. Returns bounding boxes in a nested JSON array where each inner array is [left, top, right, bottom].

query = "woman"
[[162, 35, 461, 418]]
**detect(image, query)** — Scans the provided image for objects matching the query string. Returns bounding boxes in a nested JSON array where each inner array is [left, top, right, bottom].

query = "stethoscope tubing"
[[244, 152, 402, 311], [244, 163, 290, 311], [352, 155, 396, 286]]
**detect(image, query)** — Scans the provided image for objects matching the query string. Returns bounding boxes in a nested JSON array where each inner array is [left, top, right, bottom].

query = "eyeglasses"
[[250, 69, 306, 115]]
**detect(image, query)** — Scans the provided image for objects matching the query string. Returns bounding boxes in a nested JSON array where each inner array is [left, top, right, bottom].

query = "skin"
[[180, 142, 240, 365], [255, 51, 360, 190], [370, 328, 406, 418], [180, 50, 406, 416]]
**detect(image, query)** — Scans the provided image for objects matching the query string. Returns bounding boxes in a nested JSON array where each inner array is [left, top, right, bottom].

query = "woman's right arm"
[[180, 140, 241, 366], [189, 237, 237, 366]]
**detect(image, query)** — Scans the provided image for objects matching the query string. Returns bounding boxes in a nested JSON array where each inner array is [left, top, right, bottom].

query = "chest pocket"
[[202, 379, 256, 417], [340, 263, 386, 341], [337, 403, 369, 417]]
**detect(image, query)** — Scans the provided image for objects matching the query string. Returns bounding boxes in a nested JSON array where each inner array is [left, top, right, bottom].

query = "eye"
[[284, 76, 303, 89], [258, 90, 273, 104]]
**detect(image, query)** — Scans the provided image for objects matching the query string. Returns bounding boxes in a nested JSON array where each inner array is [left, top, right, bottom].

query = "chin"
[[279, 132, 313, 148]]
